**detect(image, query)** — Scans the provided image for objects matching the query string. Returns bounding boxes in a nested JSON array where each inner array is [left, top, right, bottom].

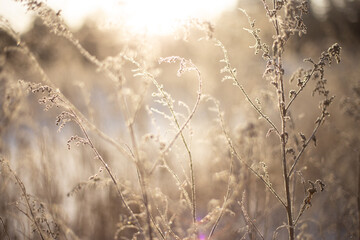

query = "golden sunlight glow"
[[0, 0, 237, 35], [112, 0, 237, 35]]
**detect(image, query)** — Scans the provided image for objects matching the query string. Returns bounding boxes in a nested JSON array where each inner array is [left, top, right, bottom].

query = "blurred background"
[[0, 0, 359, 239]]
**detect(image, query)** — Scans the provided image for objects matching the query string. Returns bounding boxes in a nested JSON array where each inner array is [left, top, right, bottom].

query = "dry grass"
[[1, 0, 359, 240]]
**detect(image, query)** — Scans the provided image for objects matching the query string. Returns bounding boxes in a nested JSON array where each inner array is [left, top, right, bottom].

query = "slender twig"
[[0, 216, 11, 240], [272, 224, 288, 240], [239, 191, 265, 240], [288, 112, 326, 177], [286, 67, 317, 111], [1, 160, 45, 240], [208, 155, 234, 239], [293, 201, 307, 226], [267, 0, 296, 238], [127, 56, 202, 225], [159, 162, 192, 208], [210, 98, 286, 207], [215, 39, 280, 136], [152, 200, 181, 240], [69, 109, 144, 235], [149, 213, 165, 240], [277, 58, 295, 240], [226, 123, 286, 208], [121, 83, 154, 240]]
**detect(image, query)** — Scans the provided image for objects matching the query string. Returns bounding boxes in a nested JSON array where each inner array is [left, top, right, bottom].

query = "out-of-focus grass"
[[0, 1, 359, 239]]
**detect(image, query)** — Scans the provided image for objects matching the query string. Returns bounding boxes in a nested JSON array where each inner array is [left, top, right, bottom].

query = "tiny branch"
[[286, 64, 317, 111], [0, 216, 10, 240], [208, 155, 234, 239], [288, 112, 326, 177], [1, 159, 45, 240], [210, 98, 286, 208], [70, 110, 144, 235], [238, 191, 265, 240], [125, 56, 202, 226], [294, 180, 325, 226], [149, 214, 166, 240], [215, 39, 280, 135]]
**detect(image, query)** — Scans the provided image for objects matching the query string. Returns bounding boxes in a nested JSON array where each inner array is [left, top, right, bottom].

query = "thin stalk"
[[215, 39, 280, 136], [131, 58, 201, 225], [149, 213, 165, 240], [135, 165, 153, 240], [121, 85, 154, 240], [276, 42, 295, 240], [3, 161, 45, 240], [285, 66, 317, 111], [238, 192, 265, 240], [279, 82, 295, 240], [213, 99, 286, 208], [0, 217, 10, 240], [291, 168, 297, 221], [70, 110, 143, 236], [270, 0, 294, 237], [160, 161, 192, 208], [208, 155, 234, 239], [157, 80, 197, 224], [293, 200, 308, 226], [152, 201, 181, 240], [288, 112, 326, 177], [129, 124, 153, 240], [226, 125, 286, 208]]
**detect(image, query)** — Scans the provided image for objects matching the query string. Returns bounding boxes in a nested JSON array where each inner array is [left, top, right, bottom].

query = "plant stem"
[[288, 112, 326, 177], [3, 161, 45, 240], [121, 87, 154, 240], [277, 53, 295, 240], [213, 98, 286, 207], [286, 66, 317, 111], [208, 155, 234, 239], [71, 110, 143, 236], [270, 0, 295, 236], [128, 120, 153, 240]]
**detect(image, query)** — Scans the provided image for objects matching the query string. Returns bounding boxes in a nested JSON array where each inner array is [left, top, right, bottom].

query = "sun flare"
[[0, 0, 237, 35], [114, 0, 236, 35], [47, 0, 237, 35]]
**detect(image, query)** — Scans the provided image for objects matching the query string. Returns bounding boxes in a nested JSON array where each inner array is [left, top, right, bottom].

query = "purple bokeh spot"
[[199, 233, 206, 240]]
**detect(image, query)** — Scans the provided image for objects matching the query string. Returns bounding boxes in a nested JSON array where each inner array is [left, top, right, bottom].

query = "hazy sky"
[[0, 0, 237, 35]]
